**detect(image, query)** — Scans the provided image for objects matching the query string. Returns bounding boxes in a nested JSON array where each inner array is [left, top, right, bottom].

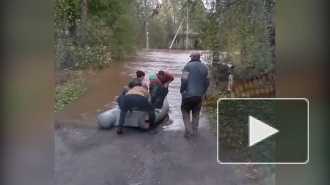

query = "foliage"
[[55, 38, 112, 69], [197, 0, 275, 79], [204, 90, 276, 159], [220, 0, 274, 78], [55, 0, 144, 70], [198, 13, 218, 50], [148, 18, 168, 48], [111, 12, 138, 58], [55, 76, 87, 112], [136, 0, 208, 49], [55, 0, 80, 29]]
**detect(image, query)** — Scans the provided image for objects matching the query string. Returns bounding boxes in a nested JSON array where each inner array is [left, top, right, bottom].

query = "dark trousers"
[[117, 89, 129, 109], [117, 94, 124, 109], [119, 94, 156, 128], [181, 96, 203, 134]]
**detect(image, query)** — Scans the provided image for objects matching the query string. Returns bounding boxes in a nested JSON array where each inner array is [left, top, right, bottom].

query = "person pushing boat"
[[157, 70, 174, 89], [122, 70, 146, 94], [118, 70, 146, 108], [148, 73, 168, 109], [117, 83, 158, 135]]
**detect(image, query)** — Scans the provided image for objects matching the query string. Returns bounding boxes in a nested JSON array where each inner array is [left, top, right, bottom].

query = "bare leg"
[[144, 112, 150, 129], [144, 112, 149, 120]]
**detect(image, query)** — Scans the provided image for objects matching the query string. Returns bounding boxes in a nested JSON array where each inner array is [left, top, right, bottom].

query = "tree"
[[193, 0, 275, 80], [81, 0, 88, 46], [55, 0, 146, 69]]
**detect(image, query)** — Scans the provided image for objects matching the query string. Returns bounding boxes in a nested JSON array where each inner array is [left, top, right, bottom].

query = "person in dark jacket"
[[121, 70, 145, 95], [119, 70, 145, 106], [128, 70, 145, 89], [117, 84, 158, 135], [148, 73, 168, 109], [180, 51, 210, 139]]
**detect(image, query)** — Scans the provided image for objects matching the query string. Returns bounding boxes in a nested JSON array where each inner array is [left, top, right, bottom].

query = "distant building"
[[170, 31, 201, 50]]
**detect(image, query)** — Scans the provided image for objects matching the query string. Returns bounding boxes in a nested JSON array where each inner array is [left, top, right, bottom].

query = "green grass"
[[55, 79, 87, 112]]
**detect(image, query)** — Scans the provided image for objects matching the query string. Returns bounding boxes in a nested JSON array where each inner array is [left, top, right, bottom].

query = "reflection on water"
[[56, 49, 208, 131]]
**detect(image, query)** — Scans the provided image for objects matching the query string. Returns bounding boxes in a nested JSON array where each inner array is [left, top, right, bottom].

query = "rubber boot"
[[184, 130, 191, 139], [149, 127, 158, 135], [116, 126, 123, 135], [192, 128, 199, 137]]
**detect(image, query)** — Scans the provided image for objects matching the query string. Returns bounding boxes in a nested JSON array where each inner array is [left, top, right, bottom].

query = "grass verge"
[[55, 71, 87, 112]]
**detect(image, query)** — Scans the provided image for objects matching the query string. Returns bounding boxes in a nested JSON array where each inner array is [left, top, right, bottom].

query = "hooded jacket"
[[180, 60, 210, 99]]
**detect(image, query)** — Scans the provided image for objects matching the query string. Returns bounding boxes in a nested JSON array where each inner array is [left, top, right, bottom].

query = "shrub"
[[55, 78, 87, 112], [55, 39, 112, 70]]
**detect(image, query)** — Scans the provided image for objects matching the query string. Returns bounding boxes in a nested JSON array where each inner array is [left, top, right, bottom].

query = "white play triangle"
[[249, 115, 279, 147]]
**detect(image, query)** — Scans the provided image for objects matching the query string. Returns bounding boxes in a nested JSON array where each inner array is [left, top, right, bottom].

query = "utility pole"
[[185, 2, 189, 50], [145, 0, 149, 50], [169, 15, 186, 49], [146, 22, 149, 50], [81, 0, 88, 46]]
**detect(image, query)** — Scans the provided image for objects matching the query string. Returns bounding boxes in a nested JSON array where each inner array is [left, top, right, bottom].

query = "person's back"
[[117, 82, 143, 109], [126, 85, 150, 100], [180, 51, 210, 139], [180, 60, 209, 99], [117, 83, 157, 135]]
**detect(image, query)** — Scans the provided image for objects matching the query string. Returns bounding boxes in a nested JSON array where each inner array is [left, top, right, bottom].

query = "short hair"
[[136, 71, 145, 78], [158, 70, 165, 76], [136, 82, 142, 86]]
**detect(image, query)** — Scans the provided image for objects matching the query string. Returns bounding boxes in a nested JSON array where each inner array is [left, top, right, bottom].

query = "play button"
[[217, 98, 308, 164], [249, 115, 279, 147]]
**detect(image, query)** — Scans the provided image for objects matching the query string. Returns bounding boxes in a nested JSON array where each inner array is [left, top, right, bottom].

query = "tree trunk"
[[81, 0, 88, 46], [213, 0, 222, 65], [263, 0, 275, 64], [173, 2, 176, 25], [69, 22, 77, 45], [67, 0, 77, 44]]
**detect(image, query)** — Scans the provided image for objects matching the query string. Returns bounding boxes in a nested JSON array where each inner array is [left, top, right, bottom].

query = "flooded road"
[[55, 49, 249, 185], [56, 49, 208, 131]]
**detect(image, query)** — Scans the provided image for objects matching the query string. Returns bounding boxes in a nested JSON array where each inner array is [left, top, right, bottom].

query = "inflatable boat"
[[97, 97, 169, 129]]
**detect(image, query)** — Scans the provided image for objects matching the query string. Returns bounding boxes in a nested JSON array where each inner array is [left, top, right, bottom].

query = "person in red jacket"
[[157, 70, 174, 88]]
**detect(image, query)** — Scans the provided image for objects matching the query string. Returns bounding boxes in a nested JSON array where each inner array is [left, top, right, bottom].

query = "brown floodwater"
[[55, 49, 209, 131]]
